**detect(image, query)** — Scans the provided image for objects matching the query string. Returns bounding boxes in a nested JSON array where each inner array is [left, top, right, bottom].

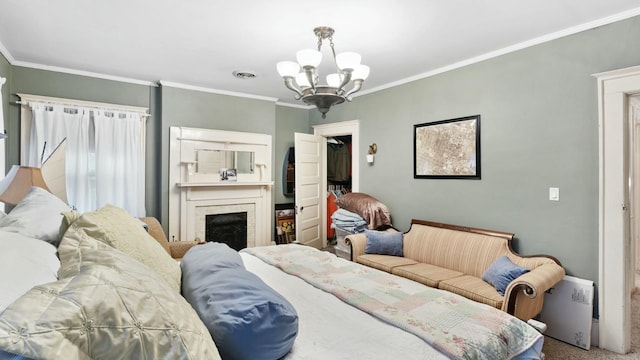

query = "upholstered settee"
[[345, 219, 565, 320]]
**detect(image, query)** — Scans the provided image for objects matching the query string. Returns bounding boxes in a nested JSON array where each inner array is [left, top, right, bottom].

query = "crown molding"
[[159, 81, 277, 102], [2, 7, 640, 103], [356, 6, 640, 98]]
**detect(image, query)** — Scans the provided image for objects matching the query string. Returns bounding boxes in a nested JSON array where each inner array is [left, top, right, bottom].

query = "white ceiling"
[[1, 0, 639, 107]]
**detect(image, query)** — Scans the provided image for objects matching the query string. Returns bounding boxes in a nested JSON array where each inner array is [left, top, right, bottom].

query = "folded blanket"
[[331, 221, 368, 233], [331, 208, 366, 222]]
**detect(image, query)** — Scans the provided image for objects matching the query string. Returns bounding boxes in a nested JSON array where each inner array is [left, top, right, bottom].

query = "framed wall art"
[[413, 115, 481, 179]]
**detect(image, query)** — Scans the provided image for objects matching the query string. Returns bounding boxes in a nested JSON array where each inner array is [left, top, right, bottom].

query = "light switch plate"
[[549, 187, 560, 201]]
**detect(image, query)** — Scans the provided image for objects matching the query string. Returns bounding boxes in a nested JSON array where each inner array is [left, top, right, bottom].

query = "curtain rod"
[[14, 93, 151, 116]]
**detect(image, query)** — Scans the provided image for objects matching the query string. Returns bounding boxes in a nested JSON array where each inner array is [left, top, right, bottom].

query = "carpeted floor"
[[542, 291, 639, 359]]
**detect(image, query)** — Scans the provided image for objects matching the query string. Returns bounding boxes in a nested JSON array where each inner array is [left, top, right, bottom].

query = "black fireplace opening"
[[205, 212, 248, 251]]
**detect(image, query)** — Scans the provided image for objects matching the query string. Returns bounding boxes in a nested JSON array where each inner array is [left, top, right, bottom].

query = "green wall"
[[0, 69, 296, 226], [158, 85, 279, 232], [5, 67, 159, 215], [2, 14, 640, 312], [310, 16, 640, 294], [274, 105, 310, 205]]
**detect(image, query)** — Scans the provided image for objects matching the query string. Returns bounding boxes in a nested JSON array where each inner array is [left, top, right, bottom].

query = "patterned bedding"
[[243, 244, 544, 360]]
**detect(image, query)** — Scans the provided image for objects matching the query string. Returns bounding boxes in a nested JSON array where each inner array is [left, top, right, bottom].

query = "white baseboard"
[[591, 318, 599, 347]]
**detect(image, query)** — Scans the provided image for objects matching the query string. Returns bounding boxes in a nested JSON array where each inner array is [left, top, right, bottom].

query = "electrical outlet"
[[549, 187, 560, 201]]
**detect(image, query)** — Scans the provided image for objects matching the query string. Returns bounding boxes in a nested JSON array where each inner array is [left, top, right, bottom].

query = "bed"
[[238, 245, 544, 360], [0, 188, 544, 359]]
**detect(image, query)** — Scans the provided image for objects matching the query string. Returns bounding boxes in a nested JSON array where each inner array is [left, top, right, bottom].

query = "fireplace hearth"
[[205, 212, 248, 251]]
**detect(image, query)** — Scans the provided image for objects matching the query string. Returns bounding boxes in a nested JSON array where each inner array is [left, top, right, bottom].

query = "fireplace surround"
[[168, 127, 273, 247]]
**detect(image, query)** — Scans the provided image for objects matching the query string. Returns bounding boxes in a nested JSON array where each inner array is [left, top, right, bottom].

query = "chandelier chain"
[[327, 36, 341, 76]]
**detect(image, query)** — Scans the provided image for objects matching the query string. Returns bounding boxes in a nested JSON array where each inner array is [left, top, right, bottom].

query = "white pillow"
[[0, 187, 70, 246], [0, 230, 60, 312]]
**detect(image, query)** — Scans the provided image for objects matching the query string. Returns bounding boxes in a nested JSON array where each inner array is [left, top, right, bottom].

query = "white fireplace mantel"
[[168, 127, 273, 247]]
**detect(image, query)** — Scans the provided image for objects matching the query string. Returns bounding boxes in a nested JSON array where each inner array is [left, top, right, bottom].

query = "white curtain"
[[27, 103, 146, 217], [94, 110, 146, 217]]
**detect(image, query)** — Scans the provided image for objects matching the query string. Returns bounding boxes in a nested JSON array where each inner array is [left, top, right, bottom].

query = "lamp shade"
[[276, 61, 300, 77], [326, 73, 341, 87], [0, 166, 51, 205], [295, 73, 311, 88], [352, 65, 370, 80], [296, 49, 322, 67], [336, 52, 361, 71]]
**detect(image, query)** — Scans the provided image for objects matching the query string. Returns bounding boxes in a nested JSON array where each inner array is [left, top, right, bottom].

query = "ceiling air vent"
[[232, 70, 257, 79]]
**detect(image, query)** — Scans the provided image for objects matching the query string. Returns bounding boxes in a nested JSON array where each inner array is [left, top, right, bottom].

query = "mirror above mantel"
[[195, 149, 255, 175]]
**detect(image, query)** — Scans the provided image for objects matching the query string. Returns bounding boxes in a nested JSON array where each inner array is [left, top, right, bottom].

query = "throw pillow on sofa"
[[364, 229, 403, 256], [181, 243, 299, 360], [482, 256, 530, 295]]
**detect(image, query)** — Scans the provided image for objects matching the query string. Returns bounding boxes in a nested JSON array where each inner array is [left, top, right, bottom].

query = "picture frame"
[[219, 168, 237, 182], [413, 115, 481, 179]]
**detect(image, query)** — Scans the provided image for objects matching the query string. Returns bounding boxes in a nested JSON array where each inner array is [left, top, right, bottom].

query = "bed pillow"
[[61, 204, 181, 292], [0, 230, 60, 312], [181, 241, 245, 269], [364, 229, 403, 256], [482, 256, 530, 295], [0, 186, 70, 246], [0, 229, 220, 359], [181, 243, 298, 360]]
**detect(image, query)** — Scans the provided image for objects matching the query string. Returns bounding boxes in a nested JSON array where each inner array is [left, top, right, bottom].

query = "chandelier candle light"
[[277, 27, 370, 118]]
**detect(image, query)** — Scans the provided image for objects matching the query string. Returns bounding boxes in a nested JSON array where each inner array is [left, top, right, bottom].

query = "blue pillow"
[[182, 241, 245, 270], [364, 230, 403, 256], [482, 256, 530, 295], [181, 243, 298, 360]]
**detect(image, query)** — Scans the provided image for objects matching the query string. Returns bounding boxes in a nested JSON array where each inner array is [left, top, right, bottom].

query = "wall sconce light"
[[367, 143, 377, 164]]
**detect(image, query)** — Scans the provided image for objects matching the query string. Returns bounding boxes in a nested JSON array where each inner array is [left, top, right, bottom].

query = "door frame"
[[313, 119, 360, 192], [313, 120, 360, 249], [595, 65, 640, 354]]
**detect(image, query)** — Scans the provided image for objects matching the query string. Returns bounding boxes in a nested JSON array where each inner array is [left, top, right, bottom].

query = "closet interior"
[[326, 135, 352, 242]]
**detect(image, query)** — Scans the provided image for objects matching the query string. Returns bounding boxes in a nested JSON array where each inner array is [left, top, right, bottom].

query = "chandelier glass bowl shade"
[[276, 27, 370, 118]]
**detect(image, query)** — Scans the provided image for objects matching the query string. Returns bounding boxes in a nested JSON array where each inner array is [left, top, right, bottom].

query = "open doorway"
[[312, 120, 360, 248]]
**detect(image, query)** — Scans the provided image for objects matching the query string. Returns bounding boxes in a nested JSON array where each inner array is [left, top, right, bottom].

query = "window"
[[19, 95, 147, 217]]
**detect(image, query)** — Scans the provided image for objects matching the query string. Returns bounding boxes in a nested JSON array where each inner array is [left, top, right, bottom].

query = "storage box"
[[334, 245, 351, 261], [334, 227, 356, 249], [537, 275, 594, 350]]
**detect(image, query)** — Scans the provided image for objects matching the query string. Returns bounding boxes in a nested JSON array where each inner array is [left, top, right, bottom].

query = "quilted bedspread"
[[243, 244, 543, 360]]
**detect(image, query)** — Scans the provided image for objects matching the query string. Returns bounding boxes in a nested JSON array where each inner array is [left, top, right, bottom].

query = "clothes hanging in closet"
[[327, 143, 351, 182]]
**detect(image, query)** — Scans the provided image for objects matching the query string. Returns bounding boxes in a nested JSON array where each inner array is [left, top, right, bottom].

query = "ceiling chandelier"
[[276, 26, 370, 118]]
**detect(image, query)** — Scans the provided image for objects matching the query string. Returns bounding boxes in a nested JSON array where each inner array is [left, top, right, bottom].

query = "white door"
[[294, 133, 327, 249]]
